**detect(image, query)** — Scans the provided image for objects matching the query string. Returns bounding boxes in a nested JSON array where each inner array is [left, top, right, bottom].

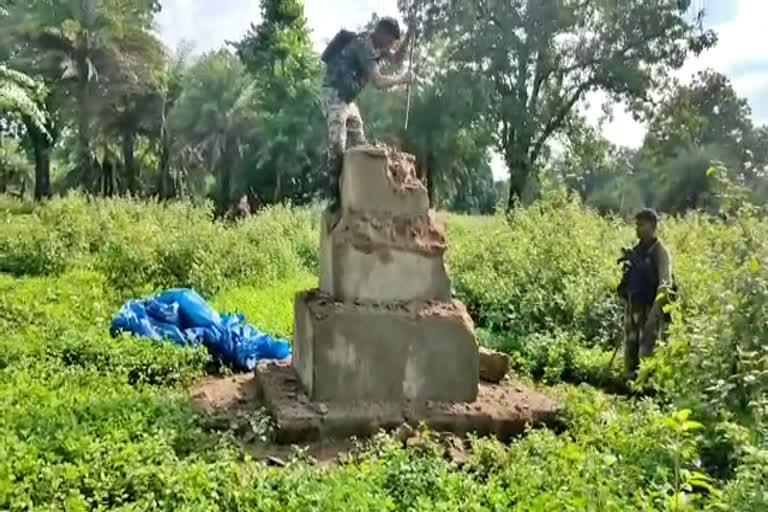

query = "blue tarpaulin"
[[110, 288, 291, 371]]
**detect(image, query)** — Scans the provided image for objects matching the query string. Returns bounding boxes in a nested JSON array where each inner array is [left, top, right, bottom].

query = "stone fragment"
[[479, 348, 511, 384]]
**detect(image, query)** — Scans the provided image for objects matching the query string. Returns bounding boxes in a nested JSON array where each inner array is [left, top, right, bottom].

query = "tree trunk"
[[33, 140, 51, 200], [158, 100, 172, 199], [77, 66, 94, 187], [425, 148, 436, 207], [122, 130, 137, 194], [273, 161, 283, 203], [159, 135, 171, 199], [102, 156, 115, 197], [506, 156, 532, 212], [34, 154, 50, 200], [217, 145, 233, 216]]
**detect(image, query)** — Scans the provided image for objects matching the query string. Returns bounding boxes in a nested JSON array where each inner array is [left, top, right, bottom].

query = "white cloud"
[[156, 0, 262, 54], [592, 0, 768, 149]]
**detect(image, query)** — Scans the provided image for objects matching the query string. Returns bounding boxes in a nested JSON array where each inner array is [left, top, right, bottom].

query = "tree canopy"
[[404, 0, 716, 209], [4, 0, 768, 217]]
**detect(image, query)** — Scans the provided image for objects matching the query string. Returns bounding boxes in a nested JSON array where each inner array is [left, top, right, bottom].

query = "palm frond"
[[0, 64, 49, 138]]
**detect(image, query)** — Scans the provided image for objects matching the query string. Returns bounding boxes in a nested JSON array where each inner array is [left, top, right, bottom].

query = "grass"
[[0, 194, 766, 510]]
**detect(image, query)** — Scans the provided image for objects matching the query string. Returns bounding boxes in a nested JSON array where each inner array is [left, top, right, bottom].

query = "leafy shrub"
[[0, 195, 766, 510], [0, 196, 318, 295], [447, 197, 626, 345]]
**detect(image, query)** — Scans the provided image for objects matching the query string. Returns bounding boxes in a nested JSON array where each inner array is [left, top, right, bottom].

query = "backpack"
[[617, 242, 679, 314], [321, 29, 357, 64]]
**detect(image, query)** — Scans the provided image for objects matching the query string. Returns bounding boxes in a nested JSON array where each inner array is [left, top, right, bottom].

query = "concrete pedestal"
[[255, 361, 560, 445], [292, 290, 479, 403], [319, 211, 451, 303]]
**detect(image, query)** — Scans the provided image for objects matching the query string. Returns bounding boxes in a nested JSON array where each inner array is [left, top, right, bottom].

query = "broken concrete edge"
[[296, 288, 476, 331], [329, 210, 448, 257], [386, 150, 425, 193], [254, 362, 561, 445], [345, 144, 424, 190]]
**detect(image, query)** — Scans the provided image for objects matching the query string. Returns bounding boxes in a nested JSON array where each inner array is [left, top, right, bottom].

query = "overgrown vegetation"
[[0, 196, 766, 510], [1, 0, 766, 507]]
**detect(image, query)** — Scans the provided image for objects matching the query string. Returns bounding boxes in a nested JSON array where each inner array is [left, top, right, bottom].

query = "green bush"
[[0, 195, 766, 510], [447, 198, 626, 345], [0, 195, 318, 295]]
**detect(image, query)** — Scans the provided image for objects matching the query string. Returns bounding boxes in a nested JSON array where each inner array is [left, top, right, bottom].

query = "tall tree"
[[157, 43, 192, 199], [408, 0, 716, 210], [0, 64, 57, 199], [233, 0, 324, 204], [644, 70, 760, 171], [642, 69, 768, 212], [3, 0, 164, 192], [169, 49, 256, 210]]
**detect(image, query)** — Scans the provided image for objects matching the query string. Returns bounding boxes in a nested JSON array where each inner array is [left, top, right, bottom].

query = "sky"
[[157, 1, 768, 179]]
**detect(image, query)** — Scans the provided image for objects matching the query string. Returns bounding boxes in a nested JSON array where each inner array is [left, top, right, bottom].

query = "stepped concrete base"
[[292, 290, 479, 403], [255, 361, 560, 445], [319, 211, 451, 303]]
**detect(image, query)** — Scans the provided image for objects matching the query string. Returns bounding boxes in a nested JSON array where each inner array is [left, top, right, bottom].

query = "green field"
[[1, 195, 766, 511]]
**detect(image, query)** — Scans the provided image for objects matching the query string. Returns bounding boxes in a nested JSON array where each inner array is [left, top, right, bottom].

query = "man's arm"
[[655, 243, 672, 295], [649, 242, 673, 324], [369, 61, 411, 90]]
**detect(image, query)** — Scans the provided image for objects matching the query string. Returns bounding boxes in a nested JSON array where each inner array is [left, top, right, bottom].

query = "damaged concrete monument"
[[256, 145, 557, 443], [299, 145, 479, 403]]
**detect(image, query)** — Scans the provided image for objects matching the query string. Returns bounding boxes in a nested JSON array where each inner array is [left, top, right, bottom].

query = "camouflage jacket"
[[323, 32, 382, 103]]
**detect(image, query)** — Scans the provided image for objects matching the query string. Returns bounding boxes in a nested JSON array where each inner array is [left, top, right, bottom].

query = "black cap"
[[376, 17, 402, 39], [634, 208, 660, 224]]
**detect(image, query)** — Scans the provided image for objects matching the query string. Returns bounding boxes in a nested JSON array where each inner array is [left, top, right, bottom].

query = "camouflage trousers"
[[320, 87, 367, 200], [623, 301, 664, 380]]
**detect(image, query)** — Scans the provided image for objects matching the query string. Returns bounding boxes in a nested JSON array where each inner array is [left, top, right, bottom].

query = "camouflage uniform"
[[623, 239, 672, 380], [321, 33, 381, 201]]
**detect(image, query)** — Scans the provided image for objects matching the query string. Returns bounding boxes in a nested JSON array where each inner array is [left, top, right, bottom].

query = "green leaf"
[[682, 420, 704, 432]]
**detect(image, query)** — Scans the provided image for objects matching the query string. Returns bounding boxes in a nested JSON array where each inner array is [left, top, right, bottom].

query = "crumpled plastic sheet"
[[110, 288, 290, 371]]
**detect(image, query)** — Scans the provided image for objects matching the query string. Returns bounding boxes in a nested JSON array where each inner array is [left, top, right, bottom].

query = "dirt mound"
[[190, 374, 354, 466], [189, 364, 560, 466]]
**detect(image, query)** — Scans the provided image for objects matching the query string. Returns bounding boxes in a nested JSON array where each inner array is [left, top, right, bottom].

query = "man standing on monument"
[[320, 17, 416, 210]]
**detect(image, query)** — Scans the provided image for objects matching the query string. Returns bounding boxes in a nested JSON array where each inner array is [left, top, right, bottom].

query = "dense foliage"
[[0, 195, 766, 509]]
